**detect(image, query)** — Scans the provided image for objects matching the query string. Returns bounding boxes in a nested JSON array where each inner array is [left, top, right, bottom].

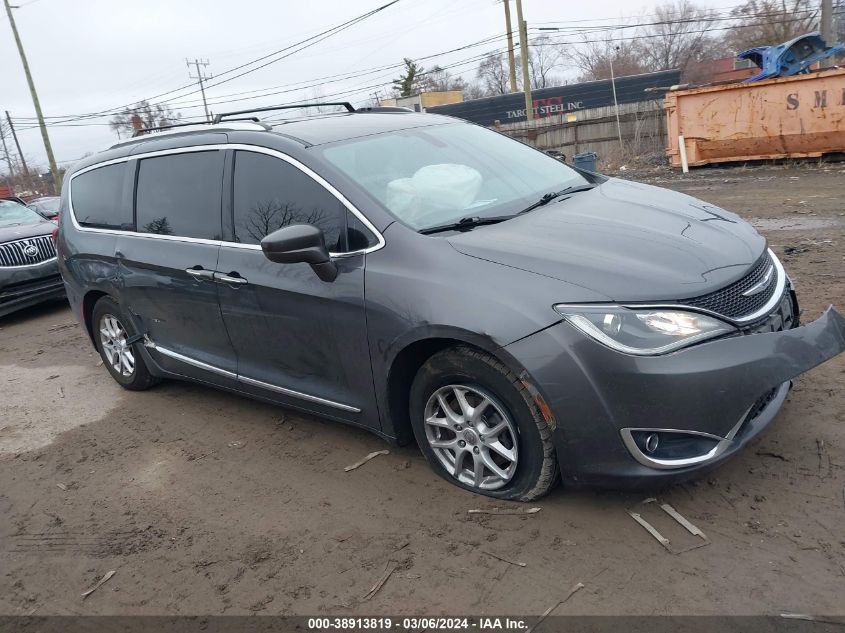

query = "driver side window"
[[232, 150, 374, 252]]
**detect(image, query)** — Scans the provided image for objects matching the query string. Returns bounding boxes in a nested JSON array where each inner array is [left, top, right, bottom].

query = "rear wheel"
[[410, 346, 558, 500], [92, 297, 157, 391]]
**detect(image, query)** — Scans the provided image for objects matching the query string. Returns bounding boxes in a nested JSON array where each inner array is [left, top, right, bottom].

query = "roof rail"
[[111, 120, 270, 148], [356, 106, 414, 113], [131, 120, 211, 137], [213, 102, 355, 123]]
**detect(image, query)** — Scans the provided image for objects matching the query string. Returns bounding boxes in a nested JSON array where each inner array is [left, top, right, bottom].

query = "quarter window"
[[232, 151, 373, 251], [71, 164, 130, 230], [136, 151, 223, 240]]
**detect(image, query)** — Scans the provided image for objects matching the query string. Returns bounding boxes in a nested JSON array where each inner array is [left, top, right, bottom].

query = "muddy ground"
[[1, 164, 843, 617]]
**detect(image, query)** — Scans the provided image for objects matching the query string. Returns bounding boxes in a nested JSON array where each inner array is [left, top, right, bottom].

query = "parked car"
[[1, 195, 28, 207], [28, 196, 61, 221], [58, 106, 845, 500], [0, 199, 64, 317]]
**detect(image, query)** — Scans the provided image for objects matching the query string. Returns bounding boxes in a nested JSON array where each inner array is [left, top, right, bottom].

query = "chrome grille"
[[0, 235, 57, 267], [683, 252, 777, 319]]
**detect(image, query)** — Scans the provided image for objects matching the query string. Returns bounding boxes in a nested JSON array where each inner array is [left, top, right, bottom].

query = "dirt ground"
[[1, 164, 844, 617]]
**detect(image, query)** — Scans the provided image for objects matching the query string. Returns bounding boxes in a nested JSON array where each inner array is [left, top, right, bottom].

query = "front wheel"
[[92, 296, 157, 391], [409, 346, 558, 500]]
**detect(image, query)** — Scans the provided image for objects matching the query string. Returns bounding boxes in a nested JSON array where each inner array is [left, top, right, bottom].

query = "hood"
[[448, 178, 766, 302], [0, 220, 55, 242]]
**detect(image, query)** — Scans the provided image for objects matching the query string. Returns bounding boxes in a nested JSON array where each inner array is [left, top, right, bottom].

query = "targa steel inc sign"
[[429, 69, 681, 126]]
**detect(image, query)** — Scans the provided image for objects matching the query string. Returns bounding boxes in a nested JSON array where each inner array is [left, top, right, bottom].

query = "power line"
[[13, 0, 403, 128], [13, 32, 510, 128], [13, 6, 816, 127], [9, 4, 822, 135]]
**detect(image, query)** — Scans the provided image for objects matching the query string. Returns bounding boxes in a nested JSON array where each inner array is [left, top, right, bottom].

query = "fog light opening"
[[623, 429, 723, 469]]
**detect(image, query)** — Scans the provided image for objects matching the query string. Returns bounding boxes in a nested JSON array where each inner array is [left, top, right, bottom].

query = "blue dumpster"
[[573, 152, 598, 172]]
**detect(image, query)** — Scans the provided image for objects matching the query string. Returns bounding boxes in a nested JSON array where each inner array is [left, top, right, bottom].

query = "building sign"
[[428, 69, 682, 126]]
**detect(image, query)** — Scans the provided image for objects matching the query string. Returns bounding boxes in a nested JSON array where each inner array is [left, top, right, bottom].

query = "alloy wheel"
[[423, 384, 518, 490], [99, 314, 135, 377]]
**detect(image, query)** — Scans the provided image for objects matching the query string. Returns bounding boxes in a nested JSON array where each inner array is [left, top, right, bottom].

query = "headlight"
[[553, 305, 736, 355]]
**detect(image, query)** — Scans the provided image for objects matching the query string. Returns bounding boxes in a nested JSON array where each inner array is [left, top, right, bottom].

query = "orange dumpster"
[[665, 67, 845, 168]]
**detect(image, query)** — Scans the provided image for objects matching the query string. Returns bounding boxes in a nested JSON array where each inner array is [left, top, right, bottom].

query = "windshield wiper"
[[419, 215, 512, 235], [419, 183, 598, 235], [516, 183, 597, 216]]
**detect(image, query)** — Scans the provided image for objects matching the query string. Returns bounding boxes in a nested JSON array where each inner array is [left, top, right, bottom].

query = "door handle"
[[186, 267, 214, 280], [214, 272, 248, 285]]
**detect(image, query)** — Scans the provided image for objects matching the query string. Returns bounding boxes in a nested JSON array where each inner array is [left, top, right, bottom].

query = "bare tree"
[[722, 0, 818, 51], [635, 0, 720, 74], [527, 35, 565, 89], [567, 39, 649, 81], [461, 80, 487, 100], [421, 65, 464, 92], [109, 100, 181, 137], [476, 53, 511, 95]]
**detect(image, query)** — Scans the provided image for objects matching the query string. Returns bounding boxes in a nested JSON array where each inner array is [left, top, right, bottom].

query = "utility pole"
[[501, 0, 518, 93], [0, 121, 14, 186], [3, 0, 61, 193], [821, 0, 834, 68], [514, 0, 533, 121], [187, 58, 213, 122], [609, 47, 624, 151], [5, 111, 30, 182]]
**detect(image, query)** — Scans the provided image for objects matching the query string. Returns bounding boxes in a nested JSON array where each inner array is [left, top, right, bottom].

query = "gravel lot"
[[1, 164, 843, 616]]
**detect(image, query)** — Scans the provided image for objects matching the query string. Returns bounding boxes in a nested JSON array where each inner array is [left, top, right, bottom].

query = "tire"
[[92, 296, 157, 391], [410, 346, 558, 501]]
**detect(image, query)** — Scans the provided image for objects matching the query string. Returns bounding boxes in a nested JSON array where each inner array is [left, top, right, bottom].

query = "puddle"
[[748, 217, 839, 231], [0, 363, 120, 454]]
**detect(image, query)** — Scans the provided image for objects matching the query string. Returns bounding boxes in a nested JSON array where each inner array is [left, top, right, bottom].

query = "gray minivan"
[[58, 105, 845, 500]]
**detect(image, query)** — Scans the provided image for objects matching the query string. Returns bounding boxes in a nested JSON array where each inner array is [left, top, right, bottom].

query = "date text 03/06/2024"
[[306, 617, 529, 631]]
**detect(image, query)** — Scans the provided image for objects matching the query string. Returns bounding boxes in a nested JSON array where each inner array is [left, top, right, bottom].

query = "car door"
[[215, 147, 381, 424], [116, 148, 238, 387]]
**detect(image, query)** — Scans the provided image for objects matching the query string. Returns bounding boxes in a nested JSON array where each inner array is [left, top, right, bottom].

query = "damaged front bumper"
[[505, 304, 845, 487], [0, 258, 65, 318]]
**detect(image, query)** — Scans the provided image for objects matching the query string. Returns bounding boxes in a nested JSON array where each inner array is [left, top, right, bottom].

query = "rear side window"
[[71, 164, 130, 230], [232, 151, 369, 251], [136, 151, 223, 239]]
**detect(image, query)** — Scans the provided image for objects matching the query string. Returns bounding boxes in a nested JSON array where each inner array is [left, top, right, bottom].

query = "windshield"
[[320, 122, 588, 231], [0, 200, 45, 227]]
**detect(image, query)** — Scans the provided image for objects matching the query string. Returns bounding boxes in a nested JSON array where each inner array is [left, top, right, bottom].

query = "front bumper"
[[0, 258, 65, 318], [505, 304, 845, 487]]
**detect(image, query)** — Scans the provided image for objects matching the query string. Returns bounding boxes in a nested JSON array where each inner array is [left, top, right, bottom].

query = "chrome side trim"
[[143, 337, 360, 413], [238, 375, 361, 413], [143, 338, 237, 379], [66, 143, 386, 256], [221, 240, 375, 259], [620, 381, 790, 470]]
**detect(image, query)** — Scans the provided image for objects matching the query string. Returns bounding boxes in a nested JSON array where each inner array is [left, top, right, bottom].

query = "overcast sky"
[[1, 0, 741, 170]]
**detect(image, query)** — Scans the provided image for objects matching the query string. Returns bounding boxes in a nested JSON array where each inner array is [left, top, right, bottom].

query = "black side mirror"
[[260, 224, 338, 282]]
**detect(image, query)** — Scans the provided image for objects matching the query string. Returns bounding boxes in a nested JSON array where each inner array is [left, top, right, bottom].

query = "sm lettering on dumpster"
[[786, 89, 845, 109]]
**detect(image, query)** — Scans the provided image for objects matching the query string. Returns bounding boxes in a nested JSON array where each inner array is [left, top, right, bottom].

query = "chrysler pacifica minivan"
[[58, 105, 845, 500]]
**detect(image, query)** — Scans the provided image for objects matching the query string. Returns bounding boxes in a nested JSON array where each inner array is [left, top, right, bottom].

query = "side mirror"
[[260, 224, 338, 282]]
